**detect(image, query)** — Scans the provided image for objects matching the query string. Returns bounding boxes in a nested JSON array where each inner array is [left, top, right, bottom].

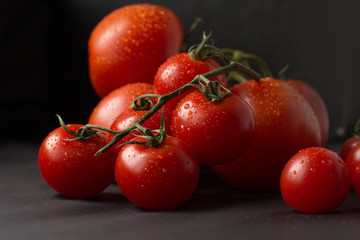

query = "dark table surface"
[[1, 141, 360, 240]]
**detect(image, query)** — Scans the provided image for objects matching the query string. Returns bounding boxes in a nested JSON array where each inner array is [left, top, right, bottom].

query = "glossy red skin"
[[110, 108, 170, 153], [287, 80, 329, 146], [348, 145, 360, 199], [153, 53, 227, 117], [89, 4, 183, 97], [38, 125, 117, 199], [171, 91, 255, 165], [212, 78, 322, 191], [280, 147, 351, 213], [89, 83, 153, 129], [341, 136, 360, 160], [345, 144, 360, 183], [115, 135, 199, 211]]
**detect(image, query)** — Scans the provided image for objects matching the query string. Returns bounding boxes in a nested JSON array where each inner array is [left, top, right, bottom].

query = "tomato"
[[212, 78, 321, 191], [280, 147, 351, 213], [171, 90, 255, 165], [89, 83, 153, 129], [341, 136, 360, 160], [345, 144, 360, 182], [38, 125, 117, 199], [153, 52, 227, 117], [348, 145, 360, 199], [110, 108, 171, 152], [287, 80, 329, 146], [115, 135, 199, 211], [88, 4, 183, 97]]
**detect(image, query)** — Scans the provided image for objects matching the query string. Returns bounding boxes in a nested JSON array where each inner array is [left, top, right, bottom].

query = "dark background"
[[1, 0, 360, 143]]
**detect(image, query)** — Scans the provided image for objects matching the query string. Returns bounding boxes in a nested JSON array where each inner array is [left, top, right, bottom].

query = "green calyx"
[[56, 114, 109, 141], [120, 109, 167, 148], [188, 32, 231, 63]]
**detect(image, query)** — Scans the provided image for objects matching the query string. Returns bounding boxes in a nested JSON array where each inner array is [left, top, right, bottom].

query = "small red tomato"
[[38, 125, 117, 199], [280, 147, 351, 213], [88, 4, 183, 97], [345, 145, 360, 183], [153, 52, 227, 116], [115, 135, 199, 211], [341, 136, 360, 160], [349, 146, 360, 199], [89, 83, 153, 129], [171, 91, 255, 165], [110, 108, 171, 152], [287, 80, 329, 146]]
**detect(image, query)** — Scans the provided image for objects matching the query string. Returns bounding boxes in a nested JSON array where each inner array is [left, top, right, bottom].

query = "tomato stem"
[[223, 49, 273, 78], [181, 18, 204, 52]]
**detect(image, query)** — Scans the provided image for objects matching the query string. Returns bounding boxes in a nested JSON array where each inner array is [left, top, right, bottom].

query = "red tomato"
[[341, 136, 360, 160], [110, 108, 171, 152], [345, 144, 360, 183], [89, 4, 183, 97], [38, 125, 117, 199], [153, 52, 227, 117], [89, 83, 153, 129], [115, 135, 199, 211], [287, 80, 329, 146], [280, 147, 351, 213], [212, 78, 321, 191], [348, 145, 360, 199], [171, 91, 255, 165]]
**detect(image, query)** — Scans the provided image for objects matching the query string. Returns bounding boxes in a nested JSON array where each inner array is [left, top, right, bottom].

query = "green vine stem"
[[64, 61, 259, 156], [223, 48, 273, 78]]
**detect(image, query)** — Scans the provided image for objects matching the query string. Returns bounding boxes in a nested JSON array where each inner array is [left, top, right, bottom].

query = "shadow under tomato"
[[176, 168, 283, 213]]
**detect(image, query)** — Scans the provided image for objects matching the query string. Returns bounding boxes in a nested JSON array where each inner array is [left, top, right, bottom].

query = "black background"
[[1, 0, 360, 143]]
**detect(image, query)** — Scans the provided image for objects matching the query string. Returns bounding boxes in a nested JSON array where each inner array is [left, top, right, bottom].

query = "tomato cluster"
[[38, 3, 358, 213]]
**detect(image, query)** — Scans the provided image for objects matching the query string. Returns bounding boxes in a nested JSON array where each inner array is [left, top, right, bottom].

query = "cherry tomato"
[[171, 91, 255, 165], [212, 78, 321, 191], [280, 147, 351, 213], [341, 136, 360, 160], [89, 4, 183, 97], [348, 145, 360, 199], [345, 144, 360, 182], [38, 125, 117, 199], [89, 83, 153, 129], [153, 52, 227, 117], [287, 80, 329, 146], [110, 108, 171, 152], [115, 135, 199, 211]]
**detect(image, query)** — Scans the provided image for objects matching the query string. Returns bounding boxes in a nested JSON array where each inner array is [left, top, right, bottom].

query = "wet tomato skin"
[[287, 80, 329, 146], [280, 147, 351, 213], [89, 83, 153, 129], [89, 4, 183, 97], [212, 78, 321, 191], [171, 91, 255, 165], [38, 125, 117, 199], [115, 135, 199, 211], [153, 53, 227, 117]]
